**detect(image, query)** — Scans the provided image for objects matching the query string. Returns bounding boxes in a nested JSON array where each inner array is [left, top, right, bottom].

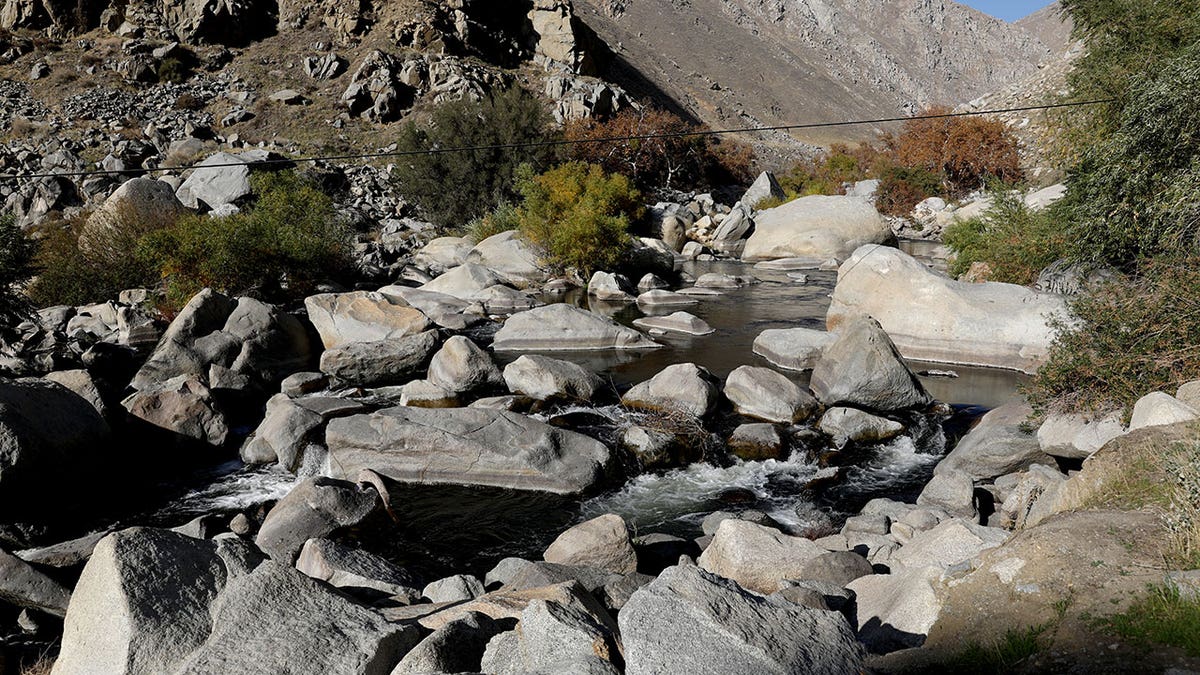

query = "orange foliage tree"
[[885, 106, 1023, 196]]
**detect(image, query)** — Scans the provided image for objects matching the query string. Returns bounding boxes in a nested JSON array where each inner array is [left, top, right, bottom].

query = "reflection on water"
[[496, 258, 1027, 408]]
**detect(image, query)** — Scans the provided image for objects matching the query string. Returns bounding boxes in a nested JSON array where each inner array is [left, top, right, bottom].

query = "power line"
[[0, 98, 1112, 182]]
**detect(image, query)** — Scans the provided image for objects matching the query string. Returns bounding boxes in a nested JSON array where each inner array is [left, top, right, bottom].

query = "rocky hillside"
[[574, 0, 1063, 147]]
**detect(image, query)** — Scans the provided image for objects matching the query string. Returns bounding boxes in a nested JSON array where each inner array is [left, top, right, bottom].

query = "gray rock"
[[698, 520, 826, 594], [53, 528, 263, 675], [123, 375, 229, 446], [422, 574, 486, 603], [378, 286, 485, 331], [741, 171, 786, 210], [588, 271, 635, 302], [319, 330, 441, 388], [255, 477, 380, 563], [847, 565, 943, 653], [917, 471, 977, 520], [810, 316, 932, 411], [632, 311, 714, 336], [414, 237, 474, 271], [305, 291, 432, 349], [419, 263, 503, 302], [241, 394, 365, 469], [0, 547, 71, 617], [620, 564, 863, 674], [427, 336, 503, 395], [727, 423, 784, 460], [81, 178, 185, 254], [1037, 411, 1125, 460], [0, 378, 111, 513], [392, 611, 502, 675], [543, 514, 638, 574], [324, 406, 614, 495], [752, 327, 833, 371], [819, 407, 904, 445], [467, 231, 546, 289], [502, 354, 602, 402], [799, 551, 874, 587], [174, 562, 418, 675], [1129, 392, 1199, 431], [296, 538, 420, 601], [481, 598, 622, 675], [637, 274, 671, 292], [622, 363, 719, 417], [14, 532, 106, 569], [636, 289, 700, 307], [176, 152, 257, 210], [397, 379, 458, 408], [281, 372, 329, 397], [743, 195, 889, 261], [493, 304, 660, 351], [724, 365, 819, 423], [936, 403, 1054, 480], [890, 519, 1008, 571]]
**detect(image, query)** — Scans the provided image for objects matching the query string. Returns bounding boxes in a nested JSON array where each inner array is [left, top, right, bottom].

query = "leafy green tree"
[[0, 214, 37, 331], [1060, 45, 1200, 267], [511, 162, 642, 276], [392, 86, 558, 231]]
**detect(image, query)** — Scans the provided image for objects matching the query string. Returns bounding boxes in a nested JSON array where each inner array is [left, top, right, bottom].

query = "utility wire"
[[0, 98, 1113, 181]]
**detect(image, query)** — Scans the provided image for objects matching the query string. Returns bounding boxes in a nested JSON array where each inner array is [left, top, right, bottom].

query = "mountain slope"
[[575, 0, 1057, 145], [1016, 2, 1074, 57]]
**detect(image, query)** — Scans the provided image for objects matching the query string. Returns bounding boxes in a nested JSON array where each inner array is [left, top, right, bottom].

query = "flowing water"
[[51, 247, 1028, 577]]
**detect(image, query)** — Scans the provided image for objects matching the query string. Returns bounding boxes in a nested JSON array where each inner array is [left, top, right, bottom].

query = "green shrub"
[[0, 214, 36, 330], [874, 165, 944, 217], [1027, 259, 1200, 416], [1100, 585, 1200, 657], [157, 56, 192, 84], [392, 86, 557, 231], [29, 204, 170, 308], [138, 171, 352, 307], [508, 162, 641, 276], [1059, 45, 1200, 268], [464, 200, 519, 243], [933, 624, 1049, 674], [943, 188, 1070, 284]]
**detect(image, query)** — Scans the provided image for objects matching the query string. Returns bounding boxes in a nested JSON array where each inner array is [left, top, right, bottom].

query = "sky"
[[961, 0, 1055, 22]]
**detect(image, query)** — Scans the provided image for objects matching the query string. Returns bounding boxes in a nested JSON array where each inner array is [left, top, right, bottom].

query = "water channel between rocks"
[[137, 251, 1029, 577]]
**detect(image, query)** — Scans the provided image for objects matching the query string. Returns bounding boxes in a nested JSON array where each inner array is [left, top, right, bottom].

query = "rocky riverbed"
[[3, 171, 1198, 674]]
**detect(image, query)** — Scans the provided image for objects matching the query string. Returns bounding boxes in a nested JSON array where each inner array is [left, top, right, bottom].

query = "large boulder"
[[1129, 391, 1199, 431], [741, 171, 786, 210], [324, 406, 614, 495], [697, 520, 826, 594], [622, 363, 719, 418], [80, 178, 185, 255], [240, 394, 365, 470], [1037, 412, 1125, 460], [132, 290, 312, 394], [0, 378, 111, 514], [818, 407, 904, 445], [123, 375, 229, 446], [414, 236, 474, 271], [809, 316, 932, 411], [848, 565, 944, 653], [175, 152, 258, 209], [173, 561, 417, 674], [318, 330, 441, 388], [828, 246, 1071, 373], [620, 564, 863, 674], [419, 263, 503, 302], [393, 612, 502, 675], [304, 291, 431, 349], [378, 286, 485, 331], [481, 598, 622, 674], [724, 365, 818, 423], [492, 304, 659, 351], [752, 327, 833, 371], [543, 514, 637, 574], [467, 231, 545, 289], [742, 195, 891, 261], [427, 336, 503, 395], [935, 403, 1055, 481], [0, 547, 72, 617], [255, 477, 381, 563], [296, 538, 420, 600], [502, 354, 602, 402], [53, 528, 261, 675]]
